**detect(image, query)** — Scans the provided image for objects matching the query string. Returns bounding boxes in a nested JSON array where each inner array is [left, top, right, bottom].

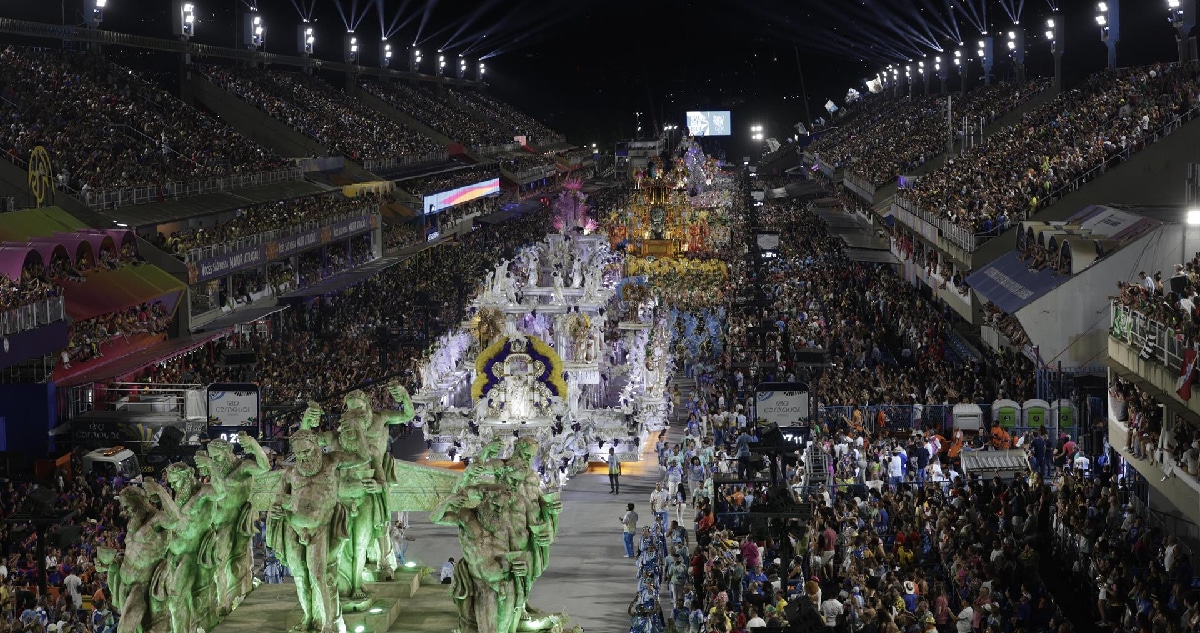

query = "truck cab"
[[82, 446, 142, 481]]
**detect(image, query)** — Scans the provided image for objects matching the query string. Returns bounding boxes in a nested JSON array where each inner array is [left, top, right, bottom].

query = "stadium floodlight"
[[1189, 208, 1200, 225], [176, 2, 196, 39], [345, 32, 359, 64], [244, 11, 265, 50], [477, 62, 485, 80], [380, 41, 392, 68], [457, 55, 467, 79], [85, 0, 105, 27], [297, 23, 314, 56], [411, 48, 422, 73], [1096, 0, 1119, 69], [437, 54, 446, 76]]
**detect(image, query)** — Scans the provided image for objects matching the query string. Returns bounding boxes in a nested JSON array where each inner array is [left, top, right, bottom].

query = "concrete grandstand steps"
[[188, 74, 328, 159], [355, 88, 456, 147]]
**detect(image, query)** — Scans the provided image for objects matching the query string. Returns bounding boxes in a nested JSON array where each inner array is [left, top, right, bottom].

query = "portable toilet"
[[953, 403, 984, 432], [993, 399, 1021, 429], [1051, 399, 1075, 435], [1022, 399, 1050, 429]]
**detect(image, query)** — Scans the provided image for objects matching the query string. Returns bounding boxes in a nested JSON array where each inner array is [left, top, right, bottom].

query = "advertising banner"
[[423, 179, 501, 215], [206, 382, 261, 438], [754, 382, 811, 426], [191, 215, 377, 283]]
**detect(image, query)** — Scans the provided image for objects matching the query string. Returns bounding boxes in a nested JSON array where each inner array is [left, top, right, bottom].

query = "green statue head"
[[207, 439, 236, 474], [290, 429, 323, 477], [336, 421, 362, 453], [343, 390, 370, 411], [117, 485, 153, 523], [513, 437, 538, 465], [163, 462, 197, 496]]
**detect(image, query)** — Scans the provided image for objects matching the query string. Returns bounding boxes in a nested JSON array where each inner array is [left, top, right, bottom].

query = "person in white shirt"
[[650, 483, 671, 531], [1142, 272, 1155, 293], [744, 607, 767, 630], [63, 571, 83, 610], [955, 605, 974, 633], [1073, 452, 1090, 473], [819, 594, 844, 627], [1164, 535, 1178, 573], [439, 558, 455, 584]]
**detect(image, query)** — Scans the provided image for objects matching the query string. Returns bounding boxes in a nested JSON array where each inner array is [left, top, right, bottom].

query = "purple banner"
[[276, 228, 322, 259], [189, 245, 267, 284], [0, 319, 69, 371], [189, 215, 377, 284]]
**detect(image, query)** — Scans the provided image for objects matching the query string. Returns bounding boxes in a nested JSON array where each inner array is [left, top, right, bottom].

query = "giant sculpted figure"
[[97, 481, 180, 633], [302, 384, 413, 597], [162, 460, 223, 633], [201, 435, 270, 615], [431, 438, 563, 633], [269, 429, 376, 633]]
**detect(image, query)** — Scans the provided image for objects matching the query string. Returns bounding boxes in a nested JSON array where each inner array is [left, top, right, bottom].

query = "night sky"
[[3, 0, 1186, 156]]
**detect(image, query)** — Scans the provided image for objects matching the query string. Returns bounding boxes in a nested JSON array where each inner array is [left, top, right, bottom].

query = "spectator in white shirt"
[[819, 593, 844, 627], [440, 557, 455, 584], [744, 607, 767, 630], [955, 605, 974, 633]]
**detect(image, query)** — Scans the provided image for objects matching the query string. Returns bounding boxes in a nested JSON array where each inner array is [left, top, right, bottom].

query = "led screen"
[[685, 110, 731, 137], [422, 178, 500, 215]]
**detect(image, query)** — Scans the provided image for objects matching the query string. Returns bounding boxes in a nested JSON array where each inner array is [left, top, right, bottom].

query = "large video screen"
[[686, 110, 732, 137], [422, 178, 501, 215]]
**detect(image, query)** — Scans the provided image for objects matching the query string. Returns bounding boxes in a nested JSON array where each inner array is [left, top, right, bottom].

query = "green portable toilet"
[[1023, 399, 1050, 428], [993, 399, 1021, 429]]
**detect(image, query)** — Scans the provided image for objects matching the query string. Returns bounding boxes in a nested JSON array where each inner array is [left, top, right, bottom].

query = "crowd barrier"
[[0, 296, 66, 336], [179, 210, 374, 264], [815, 403, 1081, 441], [361, 150, 450, 173]]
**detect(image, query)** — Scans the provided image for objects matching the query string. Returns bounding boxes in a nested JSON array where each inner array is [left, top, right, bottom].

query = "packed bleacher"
[[363, 82, 515, 148], [0, 48, 287, 195], [725, 196, 1036, 412], [0, 271, 59, 313], [898, 64, 1200, 239], [149, 192, 382, 260], [499, 153, 556, 175], [200, 66, 443, 164], [845, 80, 1049, 187], [398, 165, 497, 198], [60, 301, 171, 368], [447, 89, 560, 142], [556, 148, 592, 166]]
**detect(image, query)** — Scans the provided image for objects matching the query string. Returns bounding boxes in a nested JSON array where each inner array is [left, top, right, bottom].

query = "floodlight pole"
[[1171, 0, 1197, 66], [793, 46, 814, 133], [1098, 0, 1120, 71]]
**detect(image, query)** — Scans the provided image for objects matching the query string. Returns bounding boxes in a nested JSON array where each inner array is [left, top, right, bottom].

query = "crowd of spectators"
[[0, 47, 286, 194], [0, 271, 58, 314], [1112, 255, 1200, 346], [363, 82, 515, 148], [399, 165, 497, 198], [201, 66, 443, 163], [60, 301, 171, 368], [831, 80, 1048, 188], [149, 192, 382, 260], [447, 89, 560, 142], [898, 64, 1200, 238], [983, 303, 1033, 350], [724, 196, 1036, 418], [499, 153, 556, 175]]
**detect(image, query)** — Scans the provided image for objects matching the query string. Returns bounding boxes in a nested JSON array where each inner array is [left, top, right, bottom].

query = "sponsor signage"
[[206, 382, 261, 437], [754, 382, 811, 426], [189, 215, 377, 283], [423, 179, 501, 215]]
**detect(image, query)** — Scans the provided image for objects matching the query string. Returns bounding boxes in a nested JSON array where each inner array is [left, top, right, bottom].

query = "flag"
[[794, 122, 809, 136], [824, 100, 839, 114], [1178, 348, 1197, 400]]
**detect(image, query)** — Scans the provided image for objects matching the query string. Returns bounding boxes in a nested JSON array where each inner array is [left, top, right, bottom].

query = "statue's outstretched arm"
[[145, 480, 182, 530], [381, 382, 415, 425], [239, 431, 271, 475]]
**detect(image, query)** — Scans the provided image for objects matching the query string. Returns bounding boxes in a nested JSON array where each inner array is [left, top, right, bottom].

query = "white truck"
[[81, 446, 142, 481]]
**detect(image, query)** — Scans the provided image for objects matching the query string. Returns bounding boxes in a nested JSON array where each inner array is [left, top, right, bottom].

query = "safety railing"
[[473, 143, 520, 156], [179, 209, 374, 264], [0, 296, 67, 336], [1110, 301, 1193, 375], [85, 167, 303, 211], [501, 163, 557, 182], [361, 150, 450, 173], [843, 171, 877, 202]]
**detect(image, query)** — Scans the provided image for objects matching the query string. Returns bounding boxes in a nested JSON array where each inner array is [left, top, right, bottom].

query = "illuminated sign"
[[423, 178, 500, 215]]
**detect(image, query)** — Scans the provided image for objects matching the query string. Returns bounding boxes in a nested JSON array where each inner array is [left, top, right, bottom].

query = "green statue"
[[268, 429, 376, 633], [432, 438, 564, 633], [99, 481, 180, 633], [163, 460, 224, 633], [201, 434, 270, 616]]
